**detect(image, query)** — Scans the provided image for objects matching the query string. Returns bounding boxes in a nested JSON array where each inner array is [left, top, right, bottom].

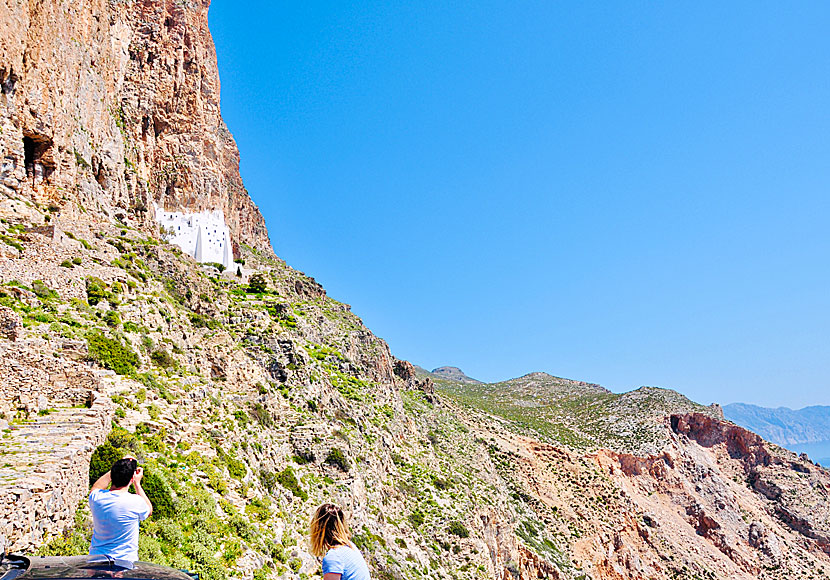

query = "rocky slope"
[[414, 365, 481, 384], [0, 2, 829, 580]]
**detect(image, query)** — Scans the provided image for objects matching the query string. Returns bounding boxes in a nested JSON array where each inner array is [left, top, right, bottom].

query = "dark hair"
[[111, 458, 137, 488]]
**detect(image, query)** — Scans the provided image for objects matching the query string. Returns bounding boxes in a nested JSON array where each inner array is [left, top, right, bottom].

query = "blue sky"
[[209, 2, 830, 409]]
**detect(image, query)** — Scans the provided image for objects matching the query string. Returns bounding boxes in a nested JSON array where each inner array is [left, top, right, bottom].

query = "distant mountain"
[[414, 364, 482, 384], [723, 403, 830, 446]]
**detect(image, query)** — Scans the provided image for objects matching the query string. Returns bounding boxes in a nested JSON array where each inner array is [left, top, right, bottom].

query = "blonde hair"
[[309, 503, 351, 557]]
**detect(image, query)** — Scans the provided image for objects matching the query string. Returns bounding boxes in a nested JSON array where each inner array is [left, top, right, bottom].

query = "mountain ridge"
[[723, 402, 830, 446]]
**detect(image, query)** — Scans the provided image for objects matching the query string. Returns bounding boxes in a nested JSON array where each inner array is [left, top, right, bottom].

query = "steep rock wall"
[[0, 0, 271, 254]]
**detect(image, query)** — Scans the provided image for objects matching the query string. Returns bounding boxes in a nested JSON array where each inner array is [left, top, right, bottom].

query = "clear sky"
[[208, 2, 830, 409]]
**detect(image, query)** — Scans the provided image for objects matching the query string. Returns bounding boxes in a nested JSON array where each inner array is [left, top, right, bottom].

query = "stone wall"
[[0, 391, 112, 553], [0, 333, 113, 553], [0, 338, 99, 419]]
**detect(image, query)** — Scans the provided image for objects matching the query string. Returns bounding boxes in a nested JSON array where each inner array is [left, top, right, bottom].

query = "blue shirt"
[[322, 544, 371, 580], [88, 489, 151, 561]]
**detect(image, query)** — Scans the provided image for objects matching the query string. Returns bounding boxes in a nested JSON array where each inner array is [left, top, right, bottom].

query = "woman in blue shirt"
[[309, 503, 372, 580]]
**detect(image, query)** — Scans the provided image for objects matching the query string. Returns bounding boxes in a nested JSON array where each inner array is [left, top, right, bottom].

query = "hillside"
[[413, 365, 481, 384], [0, 2, 829, 580]]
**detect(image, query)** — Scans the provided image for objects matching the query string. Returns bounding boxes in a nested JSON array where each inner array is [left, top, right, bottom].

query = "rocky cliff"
[[0, 0, 270, 254], [0, 2, 829, 580]]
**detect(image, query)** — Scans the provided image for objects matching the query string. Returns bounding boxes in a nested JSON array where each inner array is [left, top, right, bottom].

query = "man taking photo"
[[88, 457, 153, 562]]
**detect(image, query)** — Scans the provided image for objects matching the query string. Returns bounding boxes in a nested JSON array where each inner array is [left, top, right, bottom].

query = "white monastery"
[[154, 204, 234, 270]]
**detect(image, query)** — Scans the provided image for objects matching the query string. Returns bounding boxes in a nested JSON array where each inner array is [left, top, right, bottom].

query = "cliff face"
[[0, 0, 271, 254]]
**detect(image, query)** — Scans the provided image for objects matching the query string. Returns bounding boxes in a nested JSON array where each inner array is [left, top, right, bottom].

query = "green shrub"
[[260, 469, 277, 493], [248, 403, 274, 427], [276, 467, 307, 501], [324, 447, 351, 471], [86, 332, 138, 375], [72, 257, 82, 266], [448, 521, 470, 538], [36, 504, 91, 556], [228, 514, 255, 541], [245, 497, 271, 522], [60, 260, 73, 268], [216, 448, 247, 479], [104, 310, 121, 328], [142, 468, 175, 519], [233, 410, 249, 426], [247, 273, 268, 294], [86, 277, 108, 306], [408, 510, 425, 528], [32, 280, 58, 300], [88, 428, 138, 484], [262, 538, 286, 563], [190, 312, 220, 329], [150, 349, 176, 369]]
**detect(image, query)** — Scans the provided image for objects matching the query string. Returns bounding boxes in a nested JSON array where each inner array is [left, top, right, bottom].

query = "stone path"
[[0, 396, 112, 552]]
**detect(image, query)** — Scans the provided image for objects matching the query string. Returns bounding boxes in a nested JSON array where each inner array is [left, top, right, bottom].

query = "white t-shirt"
[[89, 489, 151, 561]]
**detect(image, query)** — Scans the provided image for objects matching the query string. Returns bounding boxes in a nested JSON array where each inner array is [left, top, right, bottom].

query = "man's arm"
[[131, 467, 153, 516], [90, 471, 111, 492], [323, 575, 341, 580]]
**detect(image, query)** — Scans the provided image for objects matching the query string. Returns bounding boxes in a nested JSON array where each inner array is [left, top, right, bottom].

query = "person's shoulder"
[[88, 488, 107, 502], [321, 547, 345, 574], [127, 492, 149, 508]]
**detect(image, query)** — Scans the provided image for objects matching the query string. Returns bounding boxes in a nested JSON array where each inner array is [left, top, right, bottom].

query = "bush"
[[248, 403, 274, 427], [324, 447, 351, 471], [104, 310, 121, 328], [60, 260, 73, 268], [32, 280, 58, 300], [36, 506, 91, 556], [89, 428, 139, 485], [260, 469, 277, 493], [247, 273, 268, 294], [448, 521, 470, 538], [228, 514, 255, 541], [87, 332, 138, 375], [150, 349, 176, 369], [408, 510, 425, 528], [204, 262, 225, 273], [86, 277, 108, 306], [276, 467, 308, 501], [142, 468, 175, 519], [190, 312, 220, 329], [216, 448, 247, 479], [245, 497, 271, 522]]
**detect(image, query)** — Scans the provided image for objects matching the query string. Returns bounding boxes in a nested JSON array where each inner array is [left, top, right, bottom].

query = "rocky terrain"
[[0, 1, 829, 580], [414, 365, 481, 385]]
